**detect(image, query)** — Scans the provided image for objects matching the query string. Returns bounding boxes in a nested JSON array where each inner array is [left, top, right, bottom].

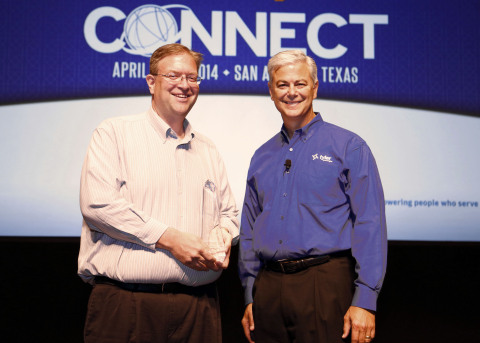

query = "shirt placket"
[[275, 132, 302, 255], [174, 141, 187, 232]]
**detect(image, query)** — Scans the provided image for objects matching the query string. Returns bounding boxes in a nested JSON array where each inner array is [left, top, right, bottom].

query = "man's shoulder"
[[254, 132, 282, 154], [322, 120, 360, 137], [320, 120, 366, 146]]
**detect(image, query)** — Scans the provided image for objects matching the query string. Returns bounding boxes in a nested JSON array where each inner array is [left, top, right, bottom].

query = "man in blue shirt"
[[238, 50, 387, 343]]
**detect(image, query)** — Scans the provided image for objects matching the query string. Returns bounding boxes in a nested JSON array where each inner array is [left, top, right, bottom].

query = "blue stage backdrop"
[[0, 0, 479, 240], [1, 0, 479, 115]]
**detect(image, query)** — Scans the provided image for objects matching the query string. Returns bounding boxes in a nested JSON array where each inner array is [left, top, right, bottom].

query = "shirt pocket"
[[202, 179, 220, 238], [298, 160, 344, 205]]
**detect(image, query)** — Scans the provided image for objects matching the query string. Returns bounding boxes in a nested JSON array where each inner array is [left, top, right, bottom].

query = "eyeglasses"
[[152, 72, 202, 85]]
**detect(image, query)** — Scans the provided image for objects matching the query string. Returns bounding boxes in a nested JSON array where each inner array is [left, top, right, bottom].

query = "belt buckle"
[[297, 258, 306, 271], [286, 258, 306, 273], [275, 258, 288, 273], [281, 260, 298, 273]]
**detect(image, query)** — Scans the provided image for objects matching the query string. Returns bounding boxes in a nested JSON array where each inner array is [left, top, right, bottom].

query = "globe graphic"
[[123, 5, 178, 56]]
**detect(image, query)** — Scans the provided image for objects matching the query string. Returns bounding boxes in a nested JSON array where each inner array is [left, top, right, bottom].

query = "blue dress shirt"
[[238, 114, 387, 311]]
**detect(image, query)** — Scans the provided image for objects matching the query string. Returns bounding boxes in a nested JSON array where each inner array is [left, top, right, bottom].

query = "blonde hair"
[[149, 43, 203, 75]]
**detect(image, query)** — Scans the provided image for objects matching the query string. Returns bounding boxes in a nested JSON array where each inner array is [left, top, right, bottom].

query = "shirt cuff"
[[243, 276, 255, 305], [220, 218, 240, 239], [351, 284, 379, 311], [138, 219, 170, 251]]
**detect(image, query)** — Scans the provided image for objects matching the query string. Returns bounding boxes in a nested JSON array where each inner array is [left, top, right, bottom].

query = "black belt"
[[265, 250, 351, 274], [94, 276, 213, 295]]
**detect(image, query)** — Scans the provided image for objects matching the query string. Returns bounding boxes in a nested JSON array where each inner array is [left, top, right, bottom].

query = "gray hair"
[[267, 50, 318, 84]]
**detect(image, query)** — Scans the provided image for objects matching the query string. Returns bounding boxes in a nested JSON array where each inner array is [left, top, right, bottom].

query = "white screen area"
[[0, 95, 479, 240]]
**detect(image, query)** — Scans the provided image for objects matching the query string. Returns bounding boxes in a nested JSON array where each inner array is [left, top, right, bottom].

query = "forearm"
[[80, 127, 169, 249], [81, 190, 168, 250]]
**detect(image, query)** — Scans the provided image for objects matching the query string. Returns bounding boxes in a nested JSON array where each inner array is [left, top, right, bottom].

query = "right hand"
[[155, 228, 220, 271], [241, 303, 255, 343]]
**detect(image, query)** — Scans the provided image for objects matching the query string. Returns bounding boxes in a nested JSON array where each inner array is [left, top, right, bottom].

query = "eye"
[[187, 75, 199, 83], [166, 73, 179, 80]]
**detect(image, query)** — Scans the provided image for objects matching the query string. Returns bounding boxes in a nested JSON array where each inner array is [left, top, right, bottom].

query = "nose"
[[287, 84, 297, 98], [177, 75, 190, 88]]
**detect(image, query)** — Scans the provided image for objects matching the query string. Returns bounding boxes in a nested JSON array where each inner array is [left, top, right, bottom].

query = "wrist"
[[155, 227, 176, 250]]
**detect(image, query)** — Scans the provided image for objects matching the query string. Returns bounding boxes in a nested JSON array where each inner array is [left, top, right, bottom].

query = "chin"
[[282, 109, 304, 118], [176, 104, 195, 114]]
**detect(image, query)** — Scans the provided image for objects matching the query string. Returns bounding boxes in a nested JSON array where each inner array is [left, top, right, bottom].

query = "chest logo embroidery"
[[312, 153, 333, 163]]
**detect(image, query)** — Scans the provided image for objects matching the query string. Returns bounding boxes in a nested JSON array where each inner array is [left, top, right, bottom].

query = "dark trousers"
[[84, 282, 221, 343], [252, 256, 355, 343]]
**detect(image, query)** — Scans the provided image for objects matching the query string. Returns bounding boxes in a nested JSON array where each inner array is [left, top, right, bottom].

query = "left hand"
[[156, 228, 219, 271], [342, 306, 376, 343]]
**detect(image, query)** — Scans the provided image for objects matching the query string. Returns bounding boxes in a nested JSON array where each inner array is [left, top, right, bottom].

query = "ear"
[[146, 74, 156, 95], [313, 80, 319, 98]]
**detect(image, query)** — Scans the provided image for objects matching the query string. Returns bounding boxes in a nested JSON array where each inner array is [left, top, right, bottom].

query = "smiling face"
[[269, 62, 318, 136], [146, 53, 200, 127]]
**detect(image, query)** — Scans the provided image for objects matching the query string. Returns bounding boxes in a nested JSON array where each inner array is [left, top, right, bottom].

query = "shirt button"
[[279, 240, 283, 244], [289, 148, 293, 151], [282, 193, 287, 197], [280, 216, 284, 220]]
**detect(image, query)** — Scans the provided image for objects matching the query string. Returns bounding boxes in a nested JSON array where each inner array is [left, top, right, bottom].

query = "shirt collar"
[[280, 112, 324, 144], [147, 106, 195, 144]]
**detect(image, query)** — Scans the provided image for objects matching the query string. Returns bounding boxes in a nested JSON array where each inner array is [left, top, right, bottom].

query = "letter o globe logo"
[[85, 4, 192, 57], [123, 5, 187, 56]]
